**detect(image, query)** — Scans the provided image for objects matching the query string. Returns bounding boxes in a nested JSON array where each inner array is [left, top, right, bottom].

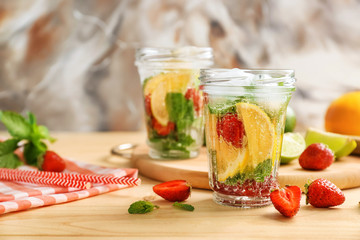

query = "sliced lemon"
[[216, 136, 249, 182], [236, 102, 276, 167], [205, 112, 218, 150], [144, 74, 166, 96], [150, 71, 193, 126], [206, 112, 249, 182]]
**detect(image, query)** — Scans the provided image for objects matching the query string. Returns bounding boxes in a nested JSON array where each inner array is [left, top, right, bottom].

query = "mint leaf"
[[208, 101, 237, 116], [0, 139, 19, 155], [23, 141, 47, 166], [254, 158, 272, 182], [173, 202, 194, 211], [224, 159, 272, 185], [27, 112, 36, 126], [27, 112, 56, 143], [0, 111, 31, 139], [128, 201, 159, 214], [36, 125, 56, 143], [166, 92, 194, 131], [0, 139, 22, 168], [0, 153, 22, 168]]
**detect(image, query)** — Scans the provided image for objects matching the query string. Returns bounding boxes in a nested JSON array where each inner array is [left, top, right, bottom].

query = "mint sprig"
[[128, 200, 159, 214], [173, 202, 195, 211], [0, 111, 56, 168]]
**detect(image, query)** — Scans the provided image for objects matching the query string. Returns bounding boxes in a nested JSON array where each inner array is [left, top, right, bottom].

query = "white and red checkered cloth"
[[0, 159, 138, 214]]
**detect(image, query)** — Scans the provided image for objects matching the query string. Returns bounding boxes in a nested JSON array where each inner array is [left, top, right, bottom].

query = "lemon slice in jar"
[[236, 102, 276, 167], [150, 71, 193, 126], [206, 113, 249, 182]]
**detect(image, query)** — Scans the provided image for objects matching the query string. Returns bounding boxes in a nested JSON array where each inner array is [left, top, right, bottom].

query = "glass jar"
[[200, 68, 296, 207], [135, 47, 213, 159]]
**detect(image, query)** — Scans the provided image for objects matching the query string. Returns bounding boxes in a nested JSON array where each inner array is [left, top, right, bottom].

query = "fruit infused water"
[[136, 47, 213, 159], [201, 69, 295, 207]]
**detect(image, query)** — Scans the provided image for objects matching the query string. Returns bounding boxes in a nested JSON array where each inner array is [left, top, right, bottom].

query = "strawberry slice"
[[153, 180, 191, 202], [144, 94, 152, 116], [305, 178, 345, 208], [216, 113, 245, 148], [270, 185, 302, 217], [185, 88, 202, 113], [152, 118, 175, 136]]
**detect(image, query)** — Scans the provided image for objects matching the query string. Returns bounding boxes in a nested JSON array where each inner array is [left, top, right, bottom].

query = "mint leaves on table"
[[128, 201, 195, 214], [0, 111, 56, 168], [173, 202, 195, 211], [128, 201, 159, 214]]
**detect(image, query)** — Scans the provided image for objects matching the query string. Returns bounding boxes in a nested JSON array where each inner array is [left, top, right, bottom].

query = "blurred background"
[[0, 0, 359, 131]]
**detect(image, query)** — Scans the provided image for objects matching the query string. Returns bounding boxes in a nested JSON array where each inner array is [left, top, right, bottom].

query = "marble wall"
[[0, 0, 359, 131]]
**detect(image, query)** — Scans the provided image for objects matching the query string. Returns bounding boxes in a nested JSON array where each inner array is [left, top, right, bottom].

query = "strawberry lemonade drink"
[[136, 47, 213, 159], [200, 69, 295, 207]]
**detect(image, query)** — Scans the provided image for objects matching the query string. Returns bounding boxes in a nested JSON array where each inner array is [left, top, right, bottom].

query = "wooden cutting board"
[[131, 144, 360, 191]]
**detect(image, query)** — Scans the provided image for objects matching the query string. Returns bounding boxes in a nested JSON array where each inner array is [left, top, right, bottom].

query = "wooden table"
[[1, 132, 360, 239]]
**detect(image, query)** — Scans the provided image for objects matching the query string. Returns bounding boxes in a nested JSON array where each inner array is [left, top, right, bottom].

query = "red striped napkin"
[[0, 159, 138, 214]]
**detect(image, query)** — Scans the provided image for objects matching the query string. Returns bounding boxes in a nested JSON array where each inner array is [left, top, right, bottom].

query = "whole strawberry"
[[153, 180, 191, 202], [305, 178, 345, 208], [39, 151, 66, 172], [216, 113, 245, 148], [299, 143, 334, 170], [270, 185, 302, 218]]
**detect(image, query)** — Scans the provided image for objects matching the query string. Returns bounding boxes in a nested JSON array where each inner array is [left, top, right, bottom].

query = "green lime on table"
[[284, 106, 296, 132], [305, 128, 357, 158], [281, 132, 306, 164]]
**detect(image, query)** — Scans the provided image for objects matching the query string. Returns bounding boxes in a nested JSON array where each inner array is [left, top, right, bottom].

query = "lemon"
[[280, 132, 306, 164], [305, 127, 357, 158], [236, 102, 276, 167], [205, 112, 249, 182], [216, 137, 249, 182], [143, 74, 166, 96], [149, 71, 193, 126]]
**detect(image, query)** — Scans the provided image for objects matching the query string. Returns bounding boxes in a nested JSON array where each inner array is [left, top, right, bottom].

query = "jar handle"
[[110, 143, 138, 159]]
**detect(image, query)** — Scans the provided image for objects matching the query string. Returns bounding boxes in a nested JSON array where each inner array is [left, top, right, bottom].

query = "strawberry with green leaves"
[[305, 178, 345, 208], [0, 111, 64, 172]]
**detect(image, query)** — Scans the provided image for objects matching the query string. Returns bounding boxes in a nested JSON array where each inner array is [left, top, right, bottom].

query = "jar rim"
[[135, 46, 213, 65], [200, 68, 296, 87]]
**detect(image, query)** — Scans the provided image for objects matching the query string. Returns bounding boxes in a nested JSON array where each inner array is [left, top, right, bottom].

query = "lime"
[[284, 106, 296, 132], [150, 71, 192, 126], [305, 127, 357, 158], [280, 132, 306, 164], [236, 102, 276, 167]]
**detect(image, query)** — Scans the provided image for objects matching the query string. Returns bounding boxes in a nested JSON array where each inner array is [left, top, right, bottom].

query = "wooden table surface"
[[1, 132, 360, 239]]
